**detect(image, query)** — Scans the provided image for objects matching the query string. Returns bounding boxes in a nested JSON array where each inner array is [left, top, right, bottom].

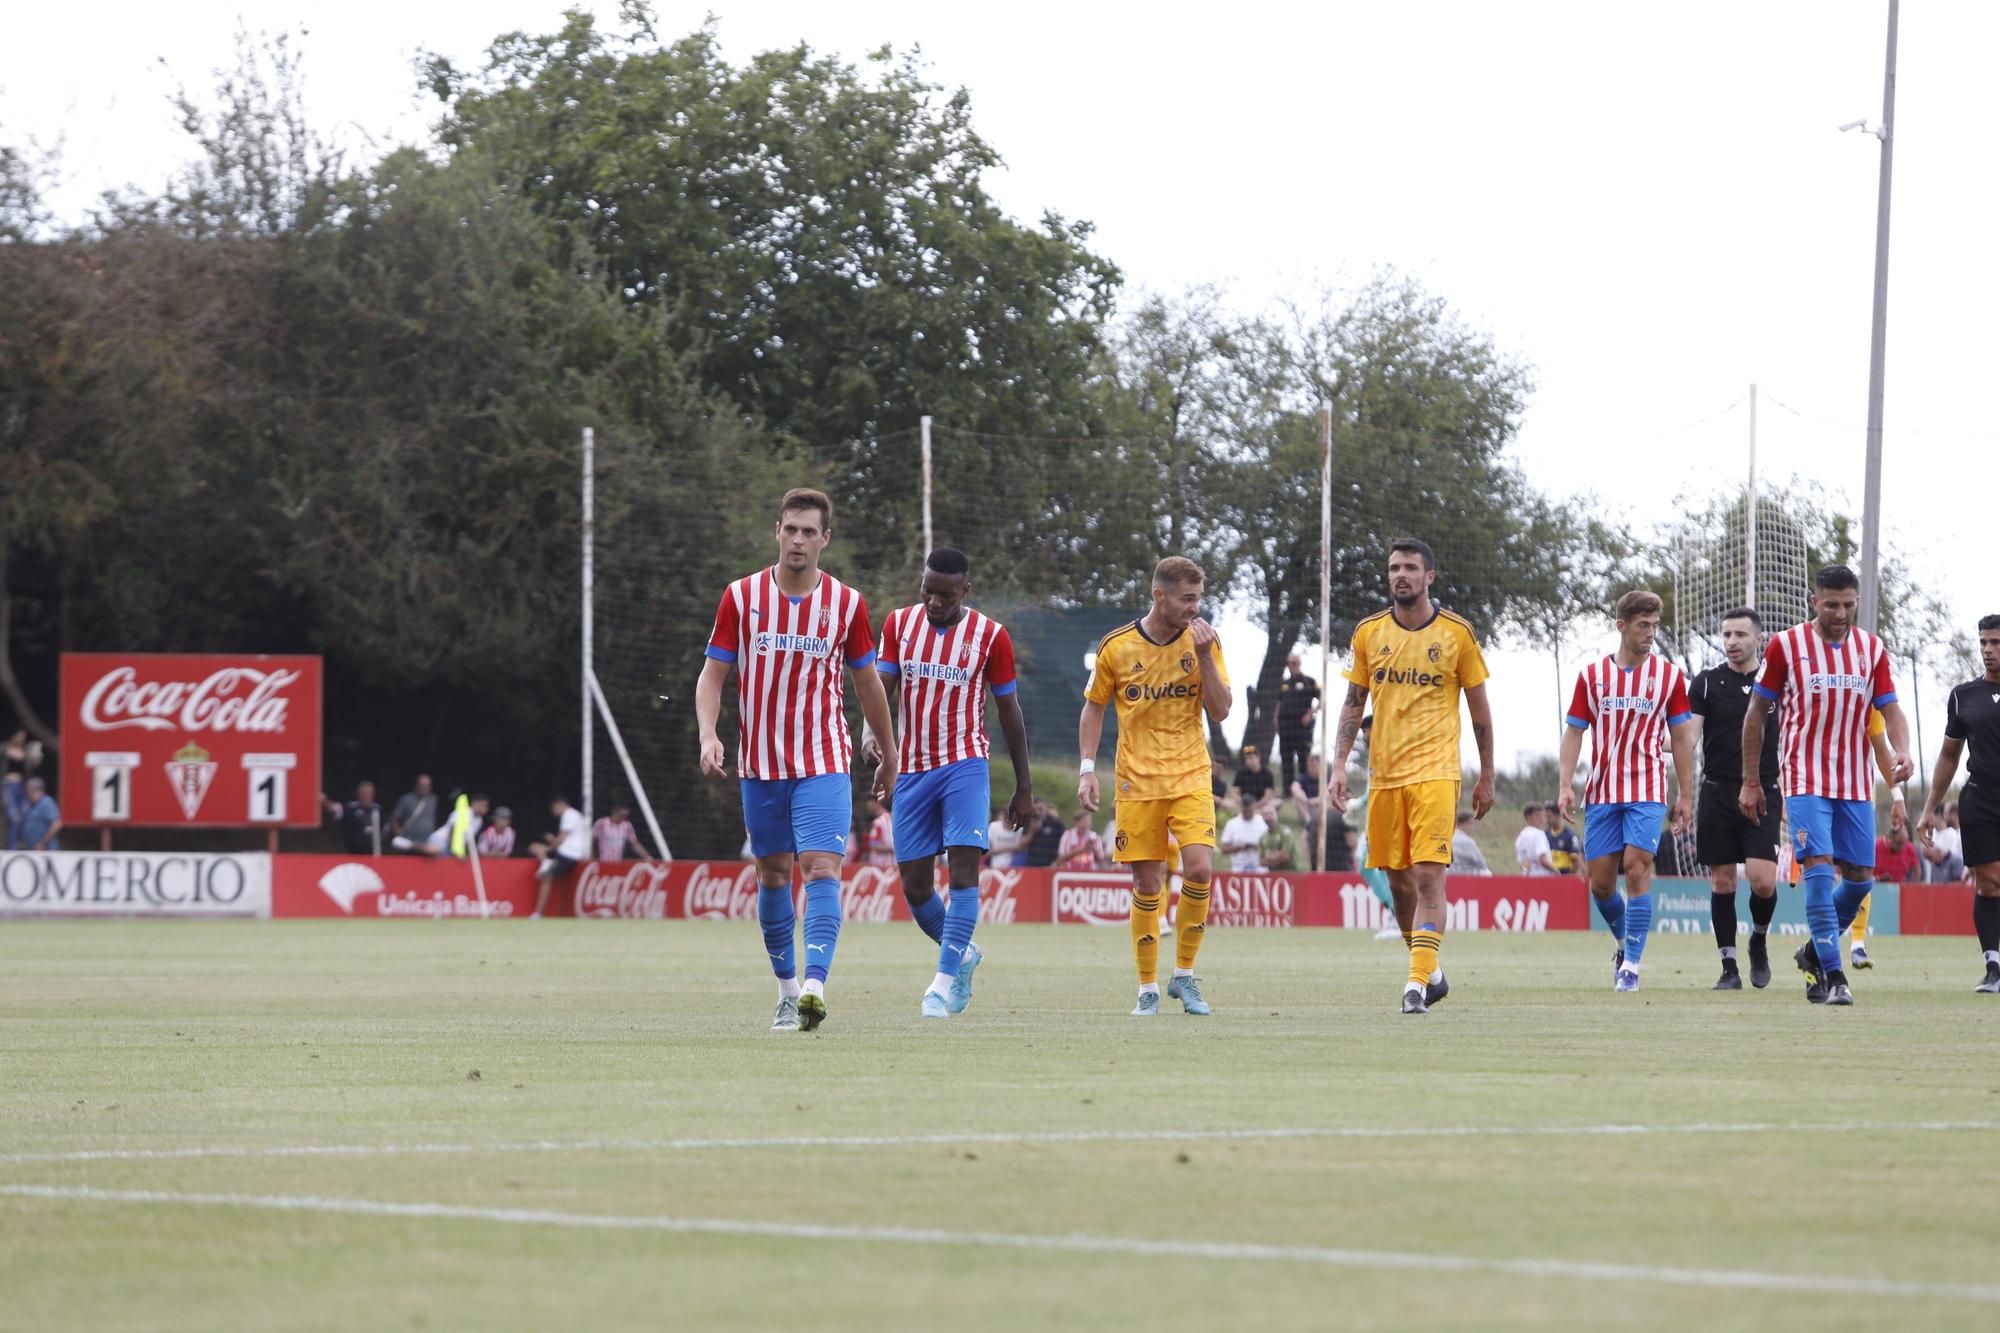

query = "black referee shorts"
[[1696, 779, 1781, 867], [1962, 782, 2000, 867]]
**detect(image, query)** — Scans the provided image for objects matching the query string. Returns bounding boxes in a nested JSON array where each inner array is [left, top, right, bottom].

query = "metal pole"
[[1858, 0, 1898, 634], [1745, 383, 1758, 609], [1317, 404, 1332, 873], [920, 415, 934, 556], [589, 667, 672, 861], [581, 426, 595, 829]]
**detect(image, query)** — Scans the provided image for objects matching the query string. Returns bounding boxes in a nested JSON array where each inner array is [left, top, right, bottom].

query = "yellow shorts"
[[1366, 780, 1459, 871], [1113, 791, 1215, 865]]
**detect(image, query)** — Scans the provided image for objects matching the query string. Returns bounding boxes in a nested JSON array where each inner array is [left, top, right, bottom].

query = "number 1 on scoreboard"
[[241, 753, 297, 824], [86, 752, 139, 822]]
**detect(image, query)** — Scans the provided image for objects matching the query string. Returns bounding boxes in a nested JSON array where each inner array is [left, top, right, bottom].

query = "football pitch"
[[5, 921, 2000, 1331]]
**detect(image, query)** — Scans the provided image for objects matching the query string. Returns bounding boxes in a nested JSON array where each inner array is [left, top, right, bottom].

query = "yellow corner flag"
[[449, 793, 473, 859]]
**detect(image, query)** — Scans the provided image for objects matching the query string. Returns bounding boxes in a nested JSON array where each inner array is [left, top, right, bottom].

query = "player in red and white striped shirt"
[[862, 548, 1034, 1019], [695, 488, 898, 1034], [1739, 564, 1912, 1005], [1556, 590, 1695, 991]]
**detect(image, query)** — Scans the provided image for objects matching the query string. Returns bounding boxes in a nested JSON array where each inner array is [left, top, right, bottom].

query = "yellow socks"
[[1176, 878, 1211, 972], [1850, 892, 1872, 944], [1408, 926, 1441, 988], [1131, 891, 1162, 984]]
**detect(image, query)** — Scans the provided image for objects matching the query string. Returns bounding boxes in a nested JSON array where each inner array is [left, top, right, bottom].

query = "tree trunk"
[[0, 548, 60, 751]]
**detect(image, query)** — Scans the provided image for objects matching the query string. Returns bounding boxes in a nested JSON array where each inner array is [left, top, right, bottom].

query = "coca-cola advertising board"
[[59, 654, 323, 828]]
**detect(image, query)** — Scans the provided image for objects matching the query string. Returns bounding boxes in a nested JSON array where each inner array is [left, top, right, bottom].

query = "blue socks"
[[1803, 861, 1842, 973], [1594, 891, 1627, 939], [1623, 891, 1653, 968], [802, 876, 842, 984], [1834, 876, 1873, 932], [939, 881, 980, 975], [910, 890, 946, 944], [757, 884, 796, 980]]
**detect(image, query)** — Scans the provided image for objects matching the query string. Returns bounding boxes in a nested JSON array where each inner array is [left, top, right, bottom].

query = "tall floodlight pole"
[[1318, 404, 1333, 872], [1855, 0, 1899, 634], [581, 426, 595, 828], [1745, 383, 1759, 608]]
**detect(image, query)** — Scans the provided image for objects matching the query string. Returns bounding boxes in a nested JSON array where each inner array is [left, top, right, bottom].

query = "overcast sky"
[[5, 1, 1990, 776]]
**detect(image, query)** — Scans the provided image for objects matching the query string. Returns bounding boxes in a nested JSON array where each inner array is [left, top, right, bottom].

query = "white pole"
[[1318, 403, 1333, 872], [591, 668, 671, 861], [1858, 0, 1898, 635], [1744, 383, 1758, 609], [581, 426, 595, 829], [920, 415, 934, 556], [468, 825, 491, 920]]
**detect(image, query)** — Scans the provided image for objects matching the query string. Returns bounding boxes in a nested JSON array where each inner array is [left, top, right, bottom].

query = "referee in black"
[[1688, 607, 1783, 990], [1919, 614, 2000, 993]]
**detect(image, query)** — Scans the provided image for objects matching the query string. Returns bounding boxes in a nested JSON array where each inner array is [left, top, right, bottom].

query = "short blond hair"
[[1153, 556, 1204, 589], [1614, 589, 1663, 621]]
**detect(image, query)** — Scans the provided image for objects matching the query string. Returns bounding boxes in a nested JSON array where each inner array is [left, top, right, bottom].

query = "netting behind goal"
[[1667, 487, 1810, 873]]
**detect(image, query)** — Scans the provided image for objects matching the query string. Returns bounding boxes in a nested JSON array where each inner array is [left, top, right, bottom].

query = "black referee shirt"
[[1945, 677, 2000, 787], [1690, 663, 1779, 787]]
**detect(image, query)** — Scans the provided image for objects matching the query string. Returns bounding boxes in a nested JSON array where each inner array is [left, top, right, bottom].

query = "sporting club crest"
[[1180, 652, 1195, 674], [1428, 642, 1442, 664], [165, 741, 217, 819]]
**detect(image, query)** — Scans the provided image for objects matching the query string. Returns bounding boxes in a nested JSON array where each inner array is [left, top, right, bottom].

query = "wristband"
[[1079, 758, 1096, 775]]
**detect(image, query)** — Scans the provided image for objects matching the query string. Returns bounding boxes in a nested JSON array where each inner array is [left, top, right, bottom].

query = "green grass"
[[5, 921, 2000, 1331]]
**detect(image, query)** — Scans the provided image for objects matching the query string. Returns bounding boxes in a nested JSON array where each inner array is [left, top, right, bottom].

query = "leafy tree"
[[1195, 276, 1612, 758], [424, 9, 1118, 443]]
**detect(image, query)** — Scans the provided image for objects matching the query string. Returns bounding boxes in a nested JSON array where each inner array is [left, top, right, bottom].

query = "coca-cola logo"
[[81, 666, 301, 734], [575, 861, 672, 919], [685, 862, 761, 920], [838, 867, 900, 922], [976, 869, 1019, 924]]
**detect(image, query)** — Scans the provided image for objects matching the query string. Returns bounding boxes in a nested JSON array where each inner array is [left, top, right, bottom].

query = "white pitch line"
[[4, 1183, 1998, 1305], [2, 1119, 1996, 1167]]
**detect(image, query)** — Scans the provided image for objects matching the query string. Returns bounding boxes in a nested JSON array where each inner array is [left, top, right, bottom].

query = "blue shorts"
[[891, 759, 991, 860], [1786, 793, 1876, 867], [1584, 801, 1666, 862], [740, 774, 852, 859]]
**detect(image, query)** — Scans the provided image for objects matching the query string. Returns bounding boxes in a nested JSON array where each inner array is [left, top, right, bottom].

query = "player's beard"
[[1390, 586, 1420, 608]]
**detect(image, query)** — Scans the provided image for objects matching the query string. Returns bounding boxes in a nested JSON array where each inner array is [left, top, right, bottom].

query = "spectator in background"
[[1545, 802, 1584, 876], [863, 797, 896, 868], [1876, 804, 1921, 884], [391, 774, 439, 852], [592, 800, 652, 862], [529, 795, 589, 919], [1024, 798, 1067, 867], [1058, 809, 1104, 869], [1924, 801, 1966, 883], [1274, 651, 1322, 791], [1516, 804, 1555, 876], [1290, 752, 1324, 870], [1256, 794, 1299, 871], [405, 793, 489, 858], [1212, 758, 1241, 817], [19, 776, 59, 851], [1219, 797, 1270, 873], [1452, 810, 1493, 875], [321, 781, 387, 856], [5, 729, 43, 849], [1232, 744, 1275, 810], [986, 804, 1028, 869], [1322, 818, 1355, 873], [478, 806, 517, 858]]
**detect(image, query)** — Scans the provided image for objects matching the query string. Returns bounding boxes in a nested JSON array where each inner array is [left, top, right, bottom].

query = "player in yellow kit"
[[1079, 556, 1233, 1016], [1846, 706, 1902, 967], [1331, 539, 1497, 1014]]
